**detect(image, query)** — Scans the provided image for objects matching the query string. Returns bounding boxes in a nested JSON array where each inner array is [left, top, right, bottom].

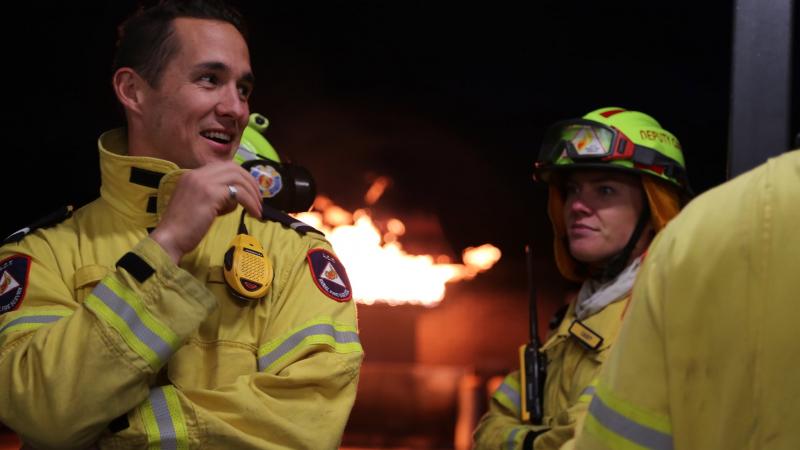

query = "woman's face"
[[562, 170, 646, 265]]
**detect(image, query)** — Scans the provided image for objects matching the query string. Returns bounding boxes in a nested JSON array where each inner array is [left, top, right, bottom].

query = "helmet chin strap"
[[598, 201, 652, 282]]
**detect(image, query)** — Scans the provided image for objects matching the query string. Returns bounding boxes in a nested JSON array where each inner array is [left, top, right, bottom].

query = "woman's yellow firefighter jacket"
[[473, 293, 629, 450], [0, 129, 364, 449]]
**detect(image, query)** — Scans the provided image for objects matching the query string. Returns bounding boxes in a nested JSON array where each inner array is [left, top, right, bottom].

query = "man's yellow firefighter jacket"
[[0, 129, 364, 449], [473, 291, 629, 450], [575, 150, 800, 450]]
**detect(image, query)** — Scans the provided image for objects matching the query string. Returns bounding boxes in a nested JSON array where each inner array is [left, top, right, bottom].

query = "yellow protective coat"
[[0, 129, 363, 449], [576, 150, 800, 450], [473, 293, 629, 450]]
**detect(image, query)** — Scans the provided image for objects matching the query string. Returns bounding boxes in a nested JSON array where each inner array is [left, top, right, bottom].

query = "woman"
[[473, 107, 691, 450]]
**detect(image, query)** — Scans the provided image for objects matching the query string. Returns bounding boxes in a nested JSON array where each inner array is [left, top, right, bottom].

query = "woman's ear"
[[112, 67, 148, 115]]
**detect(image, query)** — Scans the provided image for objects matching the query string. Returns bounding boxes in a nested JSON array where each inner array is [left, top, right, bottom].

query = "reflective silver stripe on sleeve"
[[258, 323, 360, 372], [93, 283, 173, 362], [0, 315, 62, 335], [498, 381, 521, 413], [578, 383, 597, 404], [507, 427, 521, 450], [589, 394, 673, 450], [150, 388, 179, 450]]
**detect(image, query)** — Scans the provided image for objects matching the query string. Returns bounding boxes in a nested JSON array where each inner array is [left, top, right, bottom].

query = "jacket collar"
[[542, 292, 630, 353], [98, 128, 187, 228]]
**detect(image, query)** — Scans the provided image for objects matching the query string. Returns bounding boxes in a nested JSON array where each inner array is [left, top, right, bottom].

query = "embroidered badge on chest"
[[0, 255, 31, 314], [307, 249, 352, 302]]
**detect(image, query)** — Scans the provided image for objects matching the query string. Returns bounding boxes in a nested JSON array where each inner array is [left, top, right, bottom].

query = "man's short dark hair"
[[113, 0, 248, 88]]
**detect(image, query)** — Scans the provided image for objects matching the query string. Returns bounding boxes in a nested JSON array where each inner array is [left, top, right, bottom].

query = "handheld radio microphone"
[[223, 211, 273, 301]]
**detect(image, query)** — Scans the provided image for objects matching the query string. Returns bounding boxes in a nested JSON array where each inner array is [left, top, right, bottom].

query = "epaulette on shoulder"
[[3, 205, 74, 245], [261, 205, 324, 237]]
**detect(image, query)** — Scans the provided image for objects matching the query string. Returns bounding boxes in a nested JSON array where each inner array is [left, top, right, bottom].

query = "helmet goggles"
[[537, 119, 688, 187]]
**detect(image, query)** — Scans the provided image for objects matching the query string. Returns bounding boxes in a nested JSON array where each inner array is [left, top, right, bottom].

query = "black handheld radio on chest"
[[519, 245, 547, 424]]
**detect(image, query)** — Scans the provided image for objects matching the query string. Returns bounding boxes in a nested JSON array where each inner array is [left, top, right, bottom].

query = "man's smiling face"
[[137, 17, 254, 168]]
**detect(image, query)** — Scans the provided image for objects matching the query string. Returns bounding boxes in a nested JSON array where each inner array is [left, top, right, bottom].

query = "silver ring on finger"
[[227, 184, 238, 199]]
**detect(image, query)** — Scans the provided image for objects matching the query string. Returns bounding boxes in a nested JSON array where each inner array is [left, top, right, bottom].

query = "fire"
[[461, 244, 503, 274], [364, 176, 391, 205], [294, 190, 501, 307]]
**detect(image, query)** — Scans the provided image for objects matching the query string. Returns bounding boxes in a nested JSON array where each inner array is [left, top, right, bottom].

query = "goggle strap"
[[632, 145, 686, 177], [631, 145, 661, 165]]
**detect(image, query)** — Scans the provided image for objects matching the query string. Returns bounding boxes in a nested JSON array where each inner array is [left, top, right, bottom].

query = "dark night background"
[[2, 1, 796, 270], [0, 1, 798, 445]]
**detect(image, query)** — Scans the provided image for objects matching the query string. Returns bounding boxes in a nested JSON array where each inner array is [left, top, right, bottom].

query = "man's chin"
[[196, 153, 236, 167]]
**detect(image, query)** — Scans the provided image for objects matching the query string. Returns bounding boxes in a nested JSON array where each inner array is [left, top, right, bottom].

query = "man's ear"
[[112, 68, 149, 115]]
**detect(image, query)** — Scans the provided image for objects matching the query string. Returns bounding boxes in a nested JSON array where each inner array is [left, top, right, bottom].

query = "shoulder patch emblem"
[[307, 249, 352, 302], [250, 163, 283, 198], [0, 255, 31, 314]]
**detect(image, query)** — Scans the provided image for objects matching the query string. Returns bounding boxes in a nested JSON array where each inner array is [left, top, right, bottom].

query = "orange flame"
[[295, 191, 501, 307], [364, 176, 391, 205]]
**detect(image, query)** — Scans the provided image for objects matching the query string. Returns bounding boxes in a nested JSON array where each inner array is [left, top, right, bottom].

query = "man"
[[473, 107, 690, 449], [574, 149, 800, 449], [0, 1, 363, 448]]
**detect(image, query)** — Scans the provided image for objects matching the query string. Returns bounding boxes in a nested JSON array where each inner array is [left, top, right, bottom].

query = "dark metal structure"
[[728, 0, 795, 177]]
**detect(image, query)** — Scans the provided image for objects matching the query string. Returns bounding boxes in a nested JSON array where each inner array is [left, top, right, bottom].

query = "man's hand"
[[150, 162, 262, 264]]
